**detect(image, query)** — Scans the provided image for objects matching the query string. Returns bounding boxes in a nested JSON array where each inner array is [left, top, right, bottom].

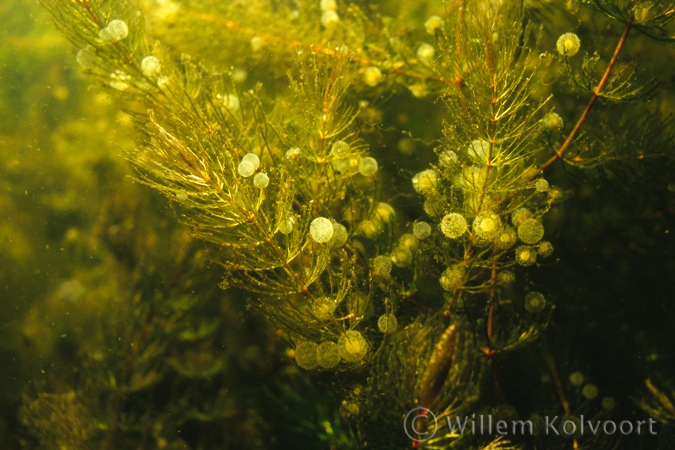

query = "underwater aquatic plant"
[[9, 0, 674, 448]]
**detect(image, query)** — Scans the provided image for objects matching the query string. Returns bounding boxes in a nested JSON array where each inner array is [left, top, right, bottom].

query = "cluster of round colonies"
[[141, 56, 161, 79], [99, 19, 128, 43], [338, 330, 368, 362], [377, 313, 398, 333], [440, 265, 464, 292], [524, 291, 546, 313], [412, 169, 438, 195], [556, 32, 581, 57], [440, 213, 468, 239], [358, 156, 379, 176], [237, 153, 260, 177], [372, 255, 393, 278], [310, 217, 334, 243], [473, 211, 502, 241], [517, 218, 544, 244]]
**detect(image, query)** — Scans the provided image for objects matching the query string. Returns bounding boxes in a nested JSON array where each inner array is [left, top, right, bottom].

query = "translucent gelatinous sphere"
[[391, 246, 413, 268], [518, 218, 544, 244], [425, 15, 444, 34], [543, 112, 563, 130], [535, 178, 549, 193], [440, 265, 464, 291], [321, 10, 339, 27], [363, 67, 383, 87], [537, 241, 554, 258], [515, 245, 537, 266], [557, 32, 581, 57], [398, 233, 418, 250], [338, 330, 368, 363], [497, 270, 515, 286], [358, 156, 378, 176], [311, 296, 337, 321], [253, 172, 269, 188], [320, 0, 337, 12], [377, 313, 398, 333], [330, 140, 350, 157], [413, 221, 432, 240], [316, 341, 341, 368], [374, 202, 395, 223], [440, 213, 467, 239], [141, 56, 161, 79], [372, 255, 392, 278], [412, 169, 438, 194], [99, 19, 128, 43], [496, 226, 517, 249], [524, 291, 546, 313], [310, 217, 334, 243], [511, 207, 533, 227], [295, 341, 318, 370], [583, 384, 599, 400], [242, 153, 260, 170], [473, 211, 502, 241], [330, 222, 348, 247], [237, 160, 255, 177], [279, 216, 295, 235], [416, 43, 435, 62]]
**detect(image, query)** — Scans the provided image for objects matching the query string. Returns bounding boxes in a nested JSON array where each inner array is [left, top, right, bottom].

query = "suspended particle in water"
[[496, 226, 517, 249], [535, 178, 550, 193], [141, 56, 161, 79], [295, 341, 319, 370], [363, 67, 383, 87], [412, 169, 438, 194], [439, 265, 464, 291], [413, 221, 432, 240], [372, 255, 392, 278], [473, 210, 502, 241], [310, 217, 334, 243], [497, 270, 515, 286], [524, 291, 546, 313], [556, 32, 581, 57], [253, 172, 269, 188], [99, 19, 129, 43], [338, 330, 368, 362], [416, 43, 435, 63], [440, 213, 468, 239], [515, 245, 537, 266], [518, 218, 544, 244], [425, 15, 444, 34], [358, 156, 378, 176], [316, 341, 341, 368], [537, 241, 554, 258]]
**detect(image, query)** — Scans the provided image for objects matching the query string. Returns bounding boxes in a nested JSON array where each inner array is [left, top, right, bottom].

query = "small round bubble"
[[316, 341, 340, 368], [295, 341, 318, 369], [378, 314, 398, 333], [253, 172, 269, 188], [358, 156, 378, 176], [524, 291, 546, 313], [413, 221, 432, 240], [310, 217, 334, 243]]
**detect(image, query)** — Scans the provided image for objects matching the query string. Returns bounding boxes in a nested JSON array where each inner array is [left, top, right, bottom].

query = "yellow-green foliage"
[[3, 0, 675, 448]]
